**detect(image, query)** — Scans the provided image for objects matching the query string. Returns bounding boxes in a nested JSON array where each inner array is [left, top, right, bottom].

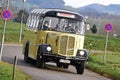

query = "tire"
[[76, 62, 85, 74], [36, 53, 45, 68], [24, 42, 29, 63], [63, 64, 69, 69], [56, 62, 62, 68]]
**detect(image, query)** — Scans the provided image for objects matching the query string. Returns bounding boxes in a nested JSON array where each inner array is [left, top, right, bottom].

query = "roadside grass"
[[86, 52, 120, 80], [0, 61, 32, 80], [0, 20, 25, 43], [0, 21, 30, 80], [84, 34, 120, 52]]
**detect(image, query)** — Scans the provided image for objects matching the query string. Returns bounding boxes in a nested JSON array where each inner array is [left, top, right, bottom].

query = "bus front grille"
[[59, 36, 75, 56]]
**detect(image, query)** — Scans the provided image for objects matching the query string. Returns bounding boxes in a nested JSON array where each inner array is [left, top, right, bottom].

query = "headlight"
[[79, 51, 85, 56], [47, 46, 52, 51]]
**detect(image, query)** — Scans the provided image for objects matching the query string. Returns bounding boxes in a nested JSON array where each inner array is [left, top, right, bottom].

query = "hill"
[[25, 1, 120, 18], [27, 0, 65, 8], [5, 0, 120, 18], [79, 3, 120, 16], [1, 0, 120, 19], [25, 1, 120, 16]]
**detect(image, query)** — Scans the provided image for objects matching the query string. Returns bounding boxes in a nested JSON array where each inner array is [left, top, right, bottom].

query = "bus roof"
[[30, 8, 84, 21]]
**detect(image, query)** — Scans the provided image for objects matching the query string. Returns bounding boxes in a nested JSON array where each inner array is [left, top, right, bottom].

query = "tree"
[[14, 9, 29, 23], [91, 24, 97, 33]]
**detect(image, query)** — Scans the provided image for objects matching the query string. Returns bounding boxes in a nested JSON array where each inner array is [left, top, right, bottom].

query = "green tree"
[[91, 24, 97, 33], [14, 9, 29, 23]]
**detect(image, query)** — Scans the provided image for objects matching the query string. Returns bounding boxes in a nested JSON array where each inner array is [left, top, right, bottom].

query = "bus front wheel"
[[76, 62, 85, 74], [36, 54, 44, 68], [24, 42, 30, 63]]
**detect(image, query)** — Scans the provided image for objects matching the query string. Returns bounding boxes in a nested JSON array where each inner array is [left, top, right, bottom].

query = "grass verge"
[[84, 34, 120, 52], [0, 61, 32, 80], [0, 20, 25, 43], [86, 51, 120, 80]]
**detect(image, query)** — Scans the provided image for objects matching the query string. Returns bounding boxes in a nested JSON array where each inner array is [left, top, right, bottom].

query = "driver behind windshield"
[[43, 21, 50, 30], [65, 24, 75, 33]]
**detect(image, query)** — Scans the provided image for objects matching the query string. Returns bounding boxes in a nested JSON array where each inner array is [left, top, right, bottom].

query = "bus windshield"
[[42, 17, 85, 35]]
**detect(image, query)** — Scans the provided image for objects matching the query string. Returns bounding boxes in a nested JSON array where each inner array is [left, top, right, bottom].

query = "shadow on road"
[[2, 55, 36, 68], [45, 64, 76, 74], [2, 55, 76, 74]]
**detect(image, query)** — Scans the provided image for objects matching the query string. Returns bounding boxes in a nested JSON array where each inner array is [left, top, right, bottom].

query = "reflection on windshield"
[[42, 17, 85, 35]]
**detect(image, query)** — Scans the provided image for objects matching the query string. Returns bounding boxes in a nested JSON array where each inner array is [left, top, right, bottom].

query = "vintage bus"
[[23, 9, 88, 74]]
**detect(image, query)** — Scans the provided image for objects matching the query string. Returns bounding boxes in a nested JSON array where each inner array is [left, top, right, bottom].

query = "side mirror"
[[84, 16, 90, 30], [86, 24, 90, 30]]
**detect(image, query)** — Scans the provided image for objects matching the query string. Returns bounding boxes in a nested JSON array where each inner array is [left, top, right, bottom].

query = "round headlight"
[[79, 51, 85, 56], [47, 46, 52, 51]]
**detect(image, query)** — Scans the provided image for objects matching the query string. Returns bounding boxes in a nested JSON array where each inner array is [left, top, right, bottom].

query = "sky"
[[64, 0, 120, 8]]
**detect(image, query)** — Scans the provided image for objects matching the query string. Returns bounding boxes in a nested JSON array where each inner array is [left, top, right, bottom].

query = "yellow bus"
[[23, 9, 88, 74]]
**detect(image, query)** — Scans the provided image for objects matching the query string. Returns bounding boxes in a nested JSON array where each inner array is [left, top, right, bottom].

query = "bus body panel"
[[24, 30, 85, 59]]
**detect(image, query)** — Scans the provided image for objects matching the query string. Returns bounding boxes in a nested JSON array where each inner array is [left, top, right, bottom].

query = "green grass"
[[0, 61, 32, 80], [87, 52, 120, 80], [0, 20, 25, 43], [84, 34, 120, 52]]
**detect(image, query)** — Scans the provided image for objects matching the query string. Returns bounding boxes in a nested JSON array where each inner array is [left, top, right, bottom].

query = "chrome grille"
[[67, 36, 75, 55], [59, 36, 67, 55], [59, 36, 75, 56]]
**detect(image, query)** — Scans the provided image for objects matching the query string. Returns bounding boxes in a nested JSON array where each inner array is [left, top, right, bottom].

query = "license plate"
[[59, 59, 70, 63]]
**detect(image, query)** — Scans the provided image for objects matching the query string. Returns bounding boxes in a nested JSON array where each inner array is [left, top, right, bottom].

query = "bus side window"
[[38, 17, 44, 30], [35, 16, 39, 29], [26, 15, 32, 29], [33, 16, 36, 30], [29, 15, 32, 29], [26, 14, 40, 31], [30, 15, 33, 29], [31, 15, 34, 29]]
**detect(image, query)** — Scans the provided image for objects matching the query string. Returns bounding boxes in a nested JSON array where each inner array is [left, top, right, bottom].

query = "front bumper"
[[42, 53, 87, 61]]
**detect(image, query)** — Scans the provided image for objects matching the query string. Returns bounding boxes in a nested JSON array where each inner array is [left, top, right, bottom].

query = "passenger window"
[[30, 15, 33, 28], [26, 14, 40, 31], [35, 16, 39, 29], [33, 16, 36, 29], [26, 15, 31, 29]]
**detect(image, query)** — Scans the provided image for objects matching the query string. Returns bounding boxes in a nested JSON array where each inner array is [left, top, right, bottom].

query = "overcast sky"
[[64, 0, 120, 8]]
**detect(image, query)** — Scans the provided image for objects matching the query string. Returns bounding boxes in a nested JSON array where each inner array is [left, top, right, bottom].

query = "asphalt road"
[[2, 44, 111, 80]]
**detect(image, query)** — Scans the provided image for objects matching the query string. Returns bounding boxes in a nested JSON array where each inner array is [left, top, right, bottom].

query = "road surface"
[[2, 44, 111, 80]]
